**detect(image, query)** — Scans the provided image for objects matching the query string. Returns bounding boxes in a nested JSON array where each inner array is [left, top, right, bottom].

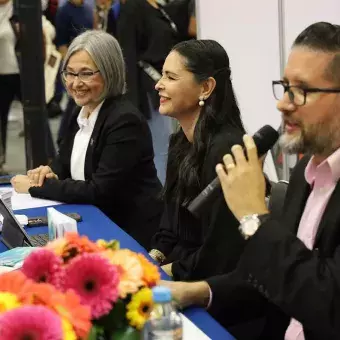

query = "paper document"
[[182, 314, 211, 340], [0, 188, 63, 210], [47, 207, 78, 240]]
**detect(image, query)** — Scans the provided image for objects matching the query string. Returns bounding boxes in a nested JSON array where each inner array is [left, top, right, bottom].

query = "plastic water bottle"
[[143, 286, 183, 340]]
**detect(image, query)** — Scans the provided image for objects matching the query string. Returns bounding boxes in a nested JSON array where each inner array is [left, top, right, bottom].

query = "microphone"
[[187, 125, 279, 217]]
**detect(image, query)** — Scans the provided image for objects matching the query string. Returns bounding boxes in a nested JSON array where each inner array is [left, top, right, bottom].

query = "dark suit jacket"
[[117, 0, 180, 117], [152, 126, 247, 281], [29, 96, 163, 249], [207, 156, 340, 340]]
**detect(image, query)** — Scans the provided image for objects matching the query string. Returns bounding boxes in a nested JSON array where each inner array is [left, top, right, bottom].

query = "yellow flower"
[[61, 318, 77, 340], [96, 239, 120, 251], [0, 292, 21, 313], [126, 288, 153, 330]]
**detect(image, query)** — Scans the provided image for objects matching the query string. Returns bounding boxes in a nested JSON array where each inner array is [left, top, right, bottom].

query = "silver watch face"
[[243, 219, 260, 236]]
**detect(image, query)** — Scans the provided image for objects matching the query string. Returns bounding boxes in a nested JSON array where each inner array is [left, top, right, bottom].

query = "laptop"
[[0, 198, 49, 249]]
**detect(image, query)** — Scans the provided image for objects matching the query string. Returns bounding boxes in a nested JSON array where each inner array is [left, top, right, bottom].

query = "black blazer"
[[152, 126, 247, 281], [207, 156, 340, 340], [29, 96, 163, 249], [117, 0, 180, 117]]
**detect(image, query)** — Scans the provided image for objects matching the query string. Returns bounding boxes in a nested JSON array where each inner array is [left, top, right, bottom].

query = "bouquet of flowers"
[[0, 232, 161, 340]]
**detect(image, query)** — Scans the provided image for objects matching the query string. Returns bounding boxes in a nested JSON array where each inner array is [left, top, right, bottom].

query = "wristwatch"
[[149, 249, 166, 264], [239, 214, 270, 240]]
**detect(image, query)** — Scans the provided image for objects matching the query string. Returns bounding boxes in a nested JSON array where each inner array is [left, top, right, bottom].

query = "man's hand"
[[11, 175, 35, 194], [27, 166, 58, 187], [159, 280, 210, 309], [161, 263, 173, 277], [216, 135, 269, 221]]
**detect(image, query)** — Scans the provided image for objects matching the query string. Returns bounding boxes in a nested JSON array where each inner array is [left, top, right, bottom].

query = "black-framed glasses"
[[272, 80, 340, 106], [61, 70, 100, 83]]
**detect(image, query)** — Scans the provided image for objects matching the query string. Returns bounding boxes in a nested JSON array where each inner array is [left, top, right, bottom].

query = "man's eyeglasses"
[[272, 80, 340, 106], [61, 70, 100, 83]]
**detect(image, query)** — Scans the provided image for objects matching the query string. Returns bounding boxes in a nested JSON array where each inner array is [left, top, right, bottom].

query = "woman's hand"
[[27, 165, 58, 186], [161, 263, 173, 277], [11, 175, 35, 194], [158, 280, 211, 309]]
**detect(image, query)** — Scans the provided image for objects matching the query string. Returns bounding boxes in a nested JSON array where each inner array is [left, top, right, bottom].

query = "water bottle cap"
[[152, 286, 172, 303]]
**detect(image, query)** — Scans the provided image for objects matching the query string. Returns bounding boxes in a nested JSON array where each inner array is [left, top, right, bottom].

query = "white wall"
[[197, 0, 282, 135], [284, 0, 340, 60]]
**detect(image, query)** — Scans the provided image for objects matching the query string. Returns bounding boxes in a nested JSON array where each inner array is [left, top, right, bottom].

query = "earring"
[[199, 97, 205, 107]]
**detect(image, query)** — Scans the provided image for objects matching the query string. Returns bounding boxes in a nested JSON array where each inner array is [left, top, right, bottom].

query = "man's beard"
[[279, 119, 340, 157]]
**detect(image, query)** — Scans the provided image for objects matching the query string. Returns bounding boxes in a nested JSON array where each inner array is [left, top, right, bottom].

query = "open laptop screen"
[[0, 198, 32, 249]]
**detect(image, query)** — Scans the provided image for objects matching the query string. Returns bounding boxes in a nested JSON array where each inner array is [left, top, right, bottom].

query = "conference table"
[[0, 202, 234, 340]]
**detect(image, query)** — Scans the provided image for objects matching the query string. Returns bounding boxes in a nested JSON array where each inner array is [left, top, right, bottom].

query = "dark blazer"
[[207, 156, 340, 340], [29, 96, 163, 249], [116, 0, 180, 117], [152, 126, 247, 281]]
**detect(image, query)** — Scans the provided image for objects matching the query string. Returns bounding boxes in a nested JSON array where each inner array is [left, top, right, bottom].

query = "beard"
[[279, 118, 340, 157]]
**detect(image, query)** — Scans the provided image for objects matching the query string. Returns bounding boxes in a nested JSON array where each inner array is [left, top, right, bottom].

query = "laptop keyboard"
[[29, 233, 49, 247]]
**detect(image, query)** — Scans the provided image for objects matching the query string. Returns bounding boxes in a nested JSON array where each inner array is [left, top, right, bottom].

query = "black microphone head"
[[253, 125, 279, 157]]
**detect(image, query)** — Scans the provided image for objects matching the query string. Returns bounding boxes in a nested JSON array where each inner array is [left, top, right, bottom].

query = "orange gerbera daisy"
[[137, 254, 160, 287], [53, 290, 92, 339], [29, 282, 57, 307], [60, 233, 101, 263], [29, 283, 91, 339], [0, 271, 35, 304], [102, 249, 144, 298]]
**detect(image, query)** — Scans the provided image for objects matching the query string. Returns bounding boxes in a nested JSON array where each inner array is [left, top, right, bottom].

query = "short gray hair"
[[62, 30, 126, 99]]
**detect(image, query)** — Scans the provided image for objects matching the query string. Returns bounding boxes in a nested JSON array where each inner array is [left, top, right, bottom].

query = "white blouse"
[[70, 101, 104, 181]]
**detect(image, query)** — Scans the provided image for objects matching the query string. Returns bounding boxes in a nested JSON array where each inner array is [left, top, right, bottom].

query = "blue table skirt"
[[1, 204, 234, 340]]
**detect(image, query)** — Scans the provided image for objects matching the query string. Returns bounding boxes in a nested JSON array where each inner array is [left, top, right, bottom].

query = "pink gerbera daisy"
[[0, 305, 63, 340], [64, 253, 120, 319], [22, 249, 65, 289]]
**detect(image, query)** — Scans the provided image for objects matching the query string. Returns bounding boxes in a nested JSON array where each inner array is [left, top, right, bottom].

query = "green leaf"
[[107, 240, 120, 250], [110, 326, 141, 340], [95, 299, 127, 331], [87, 325, 105, 340]]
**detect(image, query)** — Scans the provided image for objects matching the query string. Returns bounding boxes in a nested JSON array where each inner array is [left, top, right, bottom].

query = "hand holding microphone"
[[216, 134, 271, 222], [187, 125, 279, 217]]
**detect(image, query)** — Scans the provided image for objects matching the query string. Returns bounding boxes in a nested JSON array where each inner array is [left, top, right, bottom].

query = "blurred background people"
[[116, 0, 181, 120], [12, 30, 163, 249], [0, 0, 20, 174], [93, 0, 116, 36]]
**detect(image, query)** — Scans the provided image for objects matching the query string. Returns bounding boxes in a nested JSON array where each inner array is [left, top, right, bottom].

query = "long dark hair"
[[164, 39, 245, 205]]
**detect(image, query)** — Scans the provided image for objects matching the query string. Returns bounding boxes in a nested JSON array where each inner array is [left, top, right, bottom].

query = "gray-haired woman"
[[11, 30, 163, 248]]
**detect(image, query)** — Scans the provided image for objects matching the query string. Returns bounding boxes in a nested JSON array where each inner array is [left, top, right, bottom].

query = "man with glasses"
[[159, 22, 340, 340]]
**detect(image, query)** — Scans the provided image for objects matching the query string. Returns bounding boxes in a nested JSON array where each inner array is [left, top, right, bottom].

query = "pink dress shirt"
[[285, 148, 340, 340]]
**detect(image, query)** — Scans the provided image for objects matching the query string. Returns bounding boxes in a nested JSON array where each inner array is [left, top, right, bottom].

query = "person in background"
[[188, 0, 196, 38], [54, 0, 94, 144], [159, 22, 340, 340], [11, 30, 163, 249], [42, 1, 62, 106], [165, 0, 196, 40], [116, 0, 181, 119], [16, 0, 61, 142], [55, 0, 93, 59], [149, 40, 249, 282], [43, 0, 59, 26], [93, 0, 116, 36], [0, 0, 19, 174]]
